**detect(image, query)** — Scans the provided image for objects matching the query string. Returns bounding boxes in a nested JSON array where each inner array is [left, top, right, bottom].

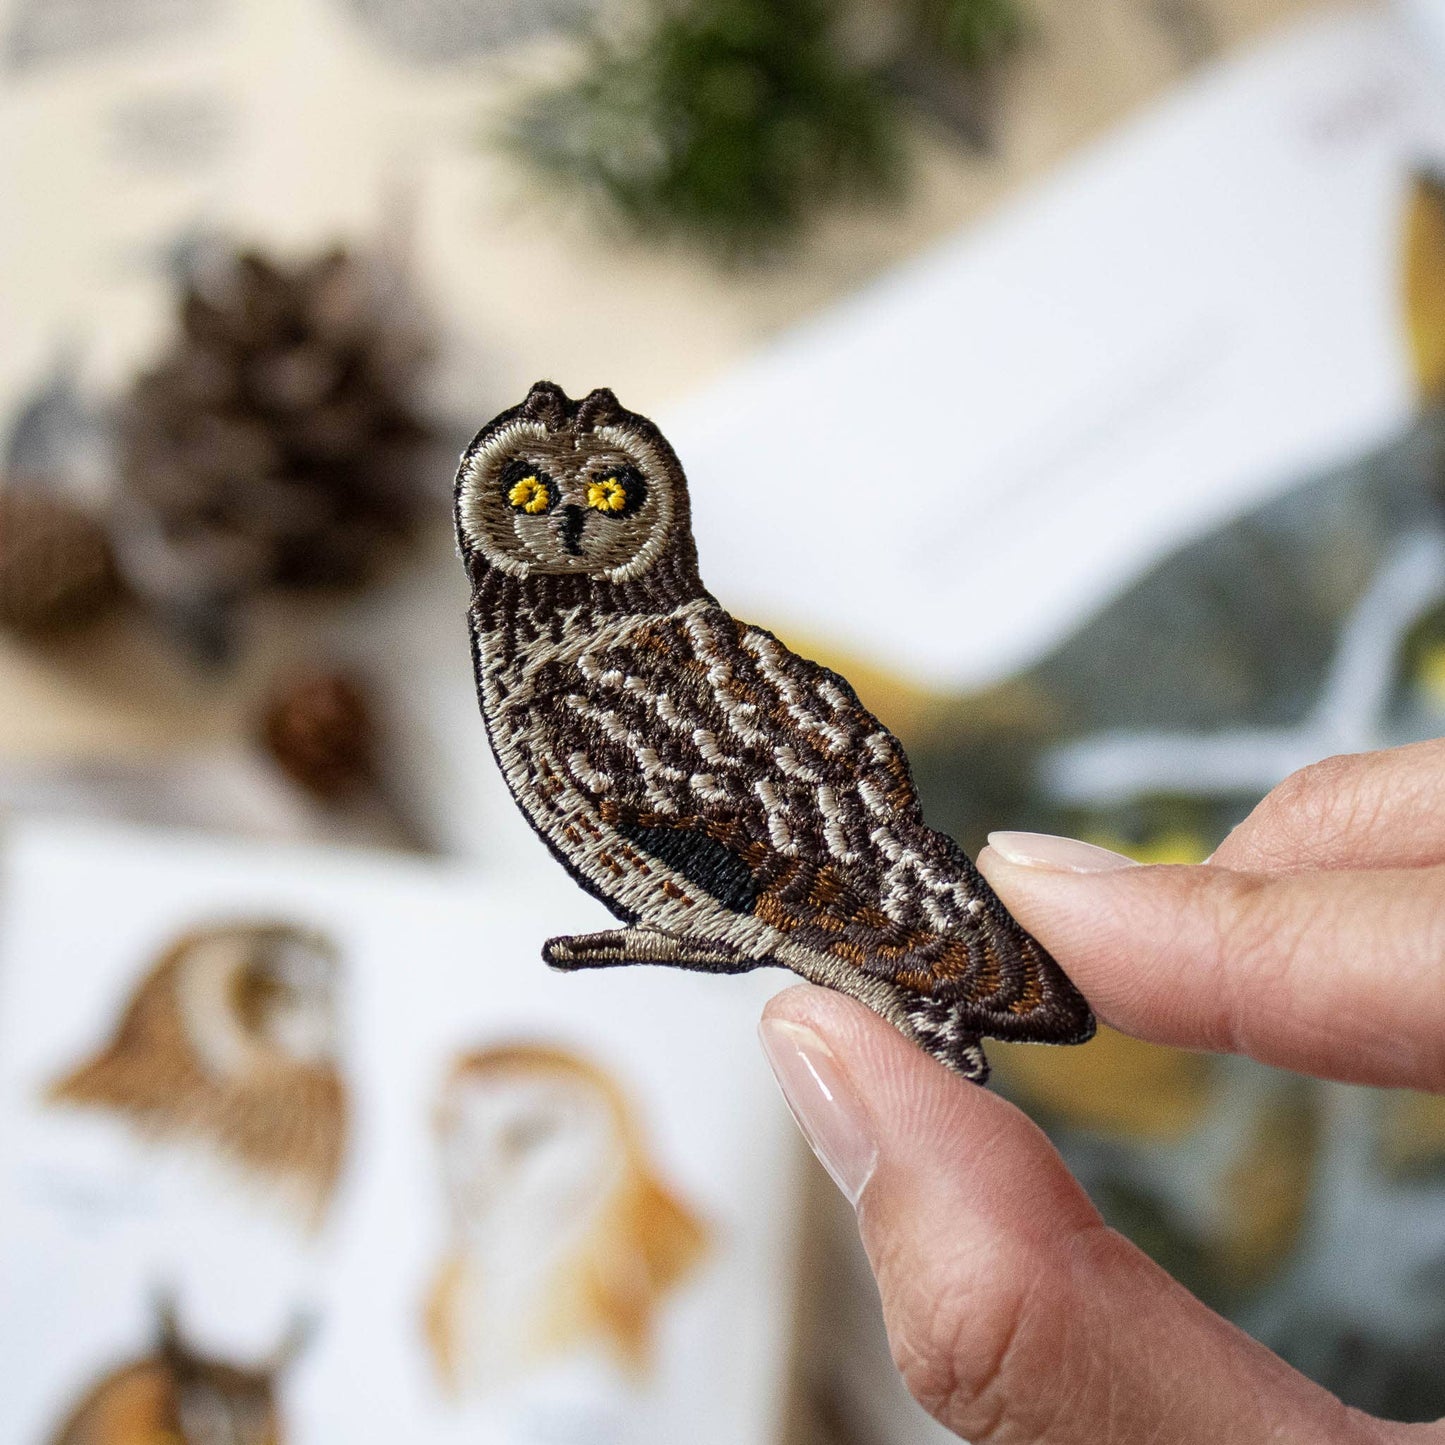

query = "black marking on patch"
[[597, 465, 648, 519], [615, 821, 759, 913]]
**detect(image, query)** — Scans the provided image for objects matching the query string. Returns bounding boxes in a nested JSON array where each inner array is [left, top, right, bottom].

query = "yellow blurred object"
[[1380, 1090, 1445, 1178], [1082, 829, 1212, 864], [1416, 640, 1445, 706], [1217, 1092, 1317, 1287], [995, 1024, 1216, 1139], [1404, 172, 1445, 401]]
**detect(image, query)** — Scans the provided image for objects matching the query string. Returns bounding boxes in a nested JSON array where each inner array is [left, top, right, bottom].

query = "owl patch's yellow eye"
[[508, 475, 551, 514], [586, 476, 628, 513]]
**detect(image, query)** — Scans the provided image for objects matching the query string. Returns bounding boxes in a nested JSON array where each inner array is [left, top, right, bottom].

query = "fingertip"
[[765, 978, 991, 1147], [763, 981, 935, 1102], [760, 979, 839, 1030], [761, 979, 1098, 1239], [975, 848, 1224, 1042], [759, 967, 1376, 1442], [979, 850, 1445, 1090], [760, 982, 960, 1208], [762, 989, 1110, 1440], [984, 832, 1140, 873]]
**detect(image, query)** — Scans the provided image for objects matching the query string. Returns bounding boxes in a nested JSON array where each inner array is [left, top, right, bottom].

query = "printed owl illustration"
[[424, 1043, 706, 1394], [47, 922, 348, 1226], [454, 382, 1094, 1082], [48, 1295, 303, 1445]]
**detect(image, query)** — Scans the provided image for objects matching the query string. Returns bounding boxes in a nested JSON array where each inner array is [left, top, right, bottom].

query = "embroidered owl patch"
[[453, 382, 1095, 1083]]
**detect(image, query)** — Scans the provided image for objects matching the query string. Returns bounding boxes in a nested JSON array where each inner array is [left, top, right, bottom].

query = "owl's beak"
[[558, 504, 586, 555]]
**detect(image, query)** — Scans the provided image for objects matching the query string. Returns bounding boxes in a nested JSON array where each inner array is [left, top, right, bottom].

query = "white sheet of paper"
[[664, 7, 1445, 689], [0, 817, 799, 1444]]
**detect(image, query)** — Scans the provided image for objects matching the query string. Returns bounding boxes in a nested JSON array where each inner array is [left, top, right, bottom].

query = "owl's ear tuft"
[[576, 387, 623, 432], [521, 381, 571, 430]]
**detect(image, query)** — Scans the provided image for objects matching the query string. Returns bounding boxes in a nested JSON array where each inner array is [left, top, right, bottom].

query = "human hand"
[[759, 739, 1445, 1444]]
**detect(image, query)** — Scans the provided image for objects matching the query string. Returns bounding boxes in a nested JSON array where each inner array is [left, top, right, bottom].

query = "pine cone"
[[0, 487, 119, 636], [263, 670, 376, 799], [117, 247, 432, 605]]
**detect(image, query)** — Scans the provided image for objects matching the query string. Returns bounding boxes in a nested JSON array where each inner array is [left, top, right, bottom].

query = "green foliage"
[[507, 0, 899, 257], [912, 0, 1027, 68], [505, 0, 1023, 257]]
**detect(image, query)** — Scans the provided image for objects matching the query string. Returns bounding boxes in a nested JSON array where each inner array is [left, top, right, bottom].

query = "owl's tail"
[[898, 993, 991, 1084]]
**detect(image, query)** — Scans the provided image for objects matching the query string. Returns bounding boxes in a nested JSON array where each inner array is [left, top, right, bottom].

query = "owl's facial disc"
[[253, 935, 340, 1065], [458, 418, 676, 583], [440, 1073, 623, 1234], [500, 455, 649, 567]]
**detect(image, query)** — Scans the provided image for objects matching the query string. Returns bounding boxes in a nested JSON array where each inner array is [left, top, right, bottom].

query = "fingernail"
[[986, 831, 1138, 873], [759, 1018, 877, 1207]]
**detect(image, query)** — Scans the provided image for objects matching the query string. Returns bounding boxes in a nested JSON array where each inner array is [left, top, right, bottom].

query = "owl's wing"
[[540, 604, 1093, 1051]]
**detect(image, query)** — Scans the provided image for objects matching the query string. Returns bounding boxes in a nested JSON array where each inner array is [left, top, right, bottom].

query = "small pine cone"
[[263, 671, 376, 799], [118, 246, 433, 603], [0, 488, 119, 636]]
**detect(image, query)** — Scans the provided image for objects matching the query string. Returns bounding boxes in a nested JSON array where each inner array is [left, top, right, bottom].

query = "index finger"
[[1211, 740, 1445, 873], [977, 843, 1445, 1092]]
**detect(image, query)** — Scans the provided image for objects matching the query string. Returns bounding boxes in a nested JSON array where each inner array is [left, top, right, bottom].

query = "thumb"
[[759, 984, 1389, 1445]]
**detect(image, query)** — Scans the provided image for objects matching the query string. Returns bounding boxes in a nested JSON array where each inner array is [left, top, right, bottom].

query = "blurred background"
[[2, 0, 1445, 1440]]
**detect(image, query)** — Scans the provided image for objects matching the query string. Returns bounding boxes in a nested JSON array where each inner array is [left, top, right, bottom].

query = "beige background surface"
[[0, 0, 1334, 767]]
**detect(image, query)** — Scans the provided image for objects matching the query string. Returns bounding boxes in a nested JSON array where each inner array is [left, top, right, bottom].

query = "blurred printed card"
[[0, 817, 798, 1444], [669, 7, 1445, 688]]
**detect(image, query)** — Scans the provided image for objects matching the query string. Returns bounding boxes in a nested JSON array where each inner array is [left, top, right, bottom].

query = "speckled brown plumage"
[[454, 382, 1094, 1082]]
